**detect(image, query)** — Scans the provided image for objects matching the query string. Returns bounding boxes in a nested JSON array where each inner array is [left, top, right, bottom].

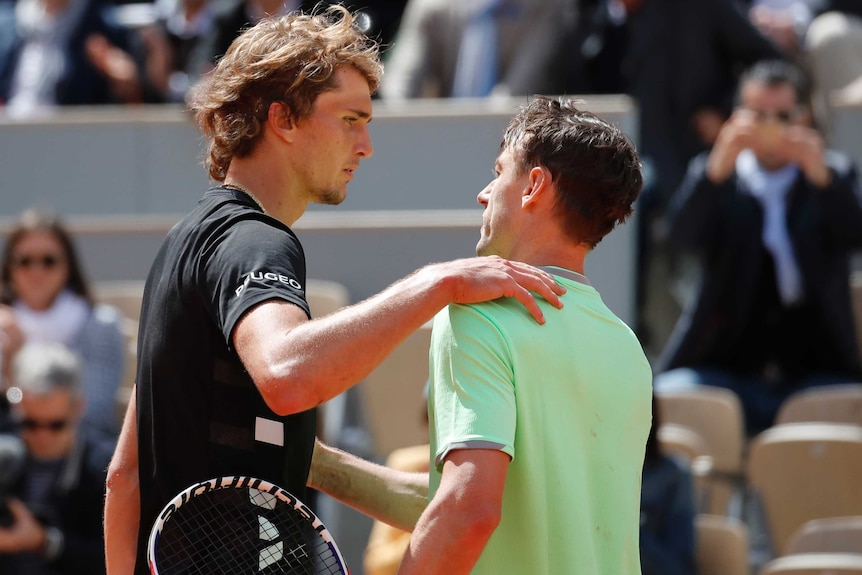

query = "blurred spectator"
[[149, 0, 216, 102], [640, 393, 697, 575], [558, 0, 785, 347], [195, 0, 301, 76], [805, 2, 862, 128], [654, 59, 862, 434], [380, 0, 572, 99], [0, 209, 125, 441], [360, 0, 408, 49], [567, 0, 784, 207], [745, 0, 824, 56], [0, 0, 154, 118], [0, 342, 112, 575], [197, 0, 405, 82]]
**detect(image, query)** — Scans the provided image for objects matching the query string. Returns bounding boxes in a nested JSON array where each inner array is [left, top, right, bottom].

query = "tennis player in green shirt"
[[311, 95, 653, 575]]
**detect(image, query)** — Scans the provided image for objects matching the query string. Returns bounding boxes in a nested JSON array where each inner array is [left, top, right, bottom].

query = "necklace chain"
[[222, 182, 267, 214]]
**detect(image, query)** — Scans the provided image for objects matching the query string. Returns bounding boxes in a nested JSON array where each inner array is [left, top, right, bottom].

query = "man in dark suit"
[[655, 59, 862, 434], [557, 0, 786, 345]]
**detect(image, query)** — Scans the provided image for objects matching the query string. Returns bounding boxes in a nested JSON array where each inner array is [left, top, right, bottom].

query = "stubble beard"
[[476, 234, 494, 257], [316, 187, 346, 206]]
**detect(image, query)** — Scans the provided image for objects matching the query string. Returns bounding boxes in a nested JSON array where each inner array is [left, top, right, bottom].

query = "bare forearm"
[[397, 497, 493, 575], [308, 441, 428, 532], [397, 451, 507, 575], [104, 479, 140, 575], [105, 393, 140, 575]]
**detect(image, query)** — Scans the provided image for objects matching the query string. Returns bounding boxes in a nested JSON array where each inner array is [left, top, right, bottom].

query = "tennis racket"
[[148, 476, 348, 575]]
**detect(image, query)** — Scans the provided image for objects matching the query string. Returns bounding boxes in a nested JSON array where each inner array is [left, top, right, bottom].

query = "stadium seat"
[[94, 280, 146, 420], [304, 279, 352, 445], [759, 553, 862, 575], [658, 423, 712, 464], [305, 278, 351, 319], [787, 517, 862, 555], [360, 322, 433, 457], [747, 423, 862, 556], [776, 385, 862, 426], [655, 387, 746, 516], [696, 514, 750, 575]]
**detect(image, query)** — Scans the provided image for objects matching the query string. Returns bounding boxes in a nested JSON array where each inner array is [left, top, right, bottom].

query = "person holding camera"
[[654, 59, 862, 435], [0, 342, 112, 575]]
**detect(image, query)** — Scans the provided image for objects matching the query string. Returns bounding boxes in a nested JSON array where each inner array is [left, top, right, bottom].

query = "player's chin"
[[475, 239, 495, 258], [317, 188, 346, 206]]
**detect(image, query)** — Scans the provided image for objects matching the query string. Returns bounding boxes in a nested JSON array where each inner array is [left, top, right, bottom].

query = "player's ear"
[[523, 165, 549, 207], [268, 102, 295, 140]]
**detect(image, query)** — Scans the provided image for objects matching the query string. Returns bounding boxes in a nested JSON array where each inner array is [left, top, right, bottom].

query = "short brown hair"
[[502, 96, 643, 248], [190, 5, 383, 181]]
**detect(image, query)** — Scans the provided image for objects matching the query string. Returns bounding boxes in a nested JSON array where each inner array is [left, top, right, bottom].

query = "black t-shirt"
[[133, 188, 316, 574]]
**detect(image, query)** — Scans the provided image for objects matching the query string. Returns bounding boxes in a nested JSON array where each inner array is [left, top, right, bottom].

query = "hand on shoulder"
[[424, 256, 566, 324]]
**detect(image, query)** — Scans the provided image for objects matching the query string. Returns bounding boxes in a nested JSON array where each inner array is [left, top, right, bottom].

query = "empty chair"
[[94, 280, 146, 420], [657, 423, 712, 467], [94, 280, 146, 324], [305, 278, 351, 319], [656, 387, 746, 516], [658, 423, 712, 464], [360, 322, 433, 457], [776, 385, 862, 426], [787, 517, 862, 555], [657, 423, 715, 509], [760, 553, 862, 575], [696, 514, 750, 575], [747, 423, 862, 556], [304, 279, 352, 445]]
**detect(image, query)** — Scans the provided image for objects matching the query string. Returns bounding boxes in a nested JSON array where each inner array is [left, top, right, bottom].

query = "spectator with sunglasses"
[[0, 209, 125, 442], [654, 59, 862, 434], [0, 342, 112, 575]]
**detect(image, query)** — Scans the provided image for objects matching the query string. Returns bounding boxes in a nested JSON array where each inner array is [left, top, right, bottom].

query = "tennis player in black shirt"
[[103, 6, 565, 575]]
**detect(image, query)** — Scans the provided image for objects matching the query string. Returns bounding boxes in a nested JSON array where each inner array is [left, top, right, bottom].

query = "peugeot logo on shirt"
[[235, 271, 303, 297]]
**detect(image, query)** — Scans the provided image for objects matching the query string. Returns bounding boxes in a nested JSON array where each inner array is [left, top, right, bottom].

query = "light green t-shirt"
[[428, 269, 653, 575]]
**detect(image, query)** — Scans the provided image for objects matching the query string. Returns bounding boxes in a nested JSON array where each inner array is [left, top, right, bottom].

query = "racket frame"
[[147, 475, 348, 575]]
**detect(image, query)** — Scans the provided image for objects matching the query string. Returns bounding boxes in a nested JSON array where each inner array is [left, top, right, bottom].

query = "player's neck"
[[224, 161, 307, 227], [521, 246, 587, 276]]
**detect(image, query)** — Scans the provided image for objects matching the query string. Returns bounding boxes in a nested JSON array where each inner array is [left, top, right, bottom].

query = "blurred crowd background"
[[1, 0, 862, 574]]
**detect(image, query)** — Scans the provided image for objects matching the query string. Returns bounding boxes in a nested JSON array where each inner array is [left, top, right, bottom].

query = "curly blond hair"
[[189, 5, 382, 181]]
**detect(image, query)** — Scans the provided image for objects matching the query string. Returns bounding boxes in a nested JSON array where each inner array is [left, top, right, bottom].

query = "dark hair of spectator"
[[0, 209, 93, 306], [739, 59, 811, 107]]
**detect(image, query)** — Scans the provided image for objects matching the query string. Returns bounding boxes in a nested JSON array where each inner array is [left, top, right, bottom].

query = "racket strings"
[[154, 487, 345, 574]]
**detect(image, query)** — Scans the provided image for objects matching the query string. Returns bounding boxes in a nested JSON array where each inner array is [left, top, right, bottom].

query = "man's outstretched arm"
[[308, 440, 429, 532], [236, 257, 565, 416]]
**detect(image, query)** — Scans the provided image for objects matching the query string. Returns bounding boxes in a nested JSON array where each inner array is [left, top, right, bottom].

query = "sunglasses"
[[20, 418, 70, 432], [11, 253, 64, 270]]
